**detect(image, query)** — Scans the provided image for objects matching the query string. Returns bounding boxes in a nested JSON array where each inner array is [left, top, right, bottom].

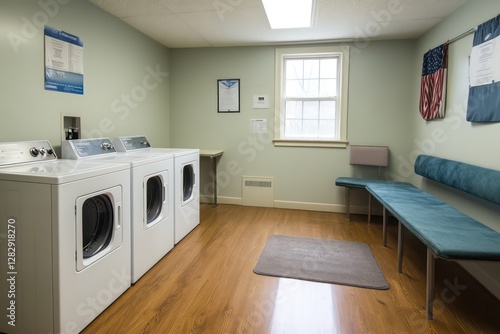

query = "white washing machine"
[[62, 138, 174, 284], [113, 136, 199, 244], [0, 140, 131, 334]]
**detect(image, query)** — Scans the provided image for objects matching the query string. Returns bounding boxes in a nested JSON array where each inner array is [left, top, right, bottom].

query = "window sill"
[[273, 139, 348, 148]]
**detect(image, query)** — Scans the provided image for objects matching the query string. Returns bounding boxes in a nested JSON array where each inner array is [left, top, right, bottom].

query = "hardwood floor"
[[82, 204, 500, 334]]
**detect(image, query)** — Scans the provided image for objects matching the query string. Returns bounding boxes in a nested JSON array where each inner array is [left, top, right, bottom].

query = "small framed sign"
[[217, 79, 240, 113]]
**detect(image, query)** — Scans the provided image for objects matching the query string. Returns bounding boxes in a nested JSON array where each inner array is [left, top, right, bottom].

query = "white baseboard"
[[200, 195, 382, 216], [200, 195, 242, 206], [273, 200, 343, 212]]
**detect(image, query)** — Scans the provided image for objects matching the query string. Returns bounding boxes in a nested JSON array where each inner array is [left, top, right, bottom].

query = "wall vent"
[[242, 176, 274, 207], [245, 180, 272, 188]]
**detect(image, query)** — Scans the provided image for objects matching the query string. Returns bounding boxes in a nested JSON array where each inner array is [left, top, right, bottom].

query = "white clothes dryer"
[[113, 136, 200, 244], [62, 138, 174, 284], [0, 140, 131, 334]]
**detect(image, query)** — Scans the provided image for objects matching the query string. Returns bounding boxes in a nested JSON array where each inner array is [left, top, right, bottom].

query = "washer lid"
[[86, 152, 173, 167], [147, 148, 198, 157], [0, 159, 129, 184]]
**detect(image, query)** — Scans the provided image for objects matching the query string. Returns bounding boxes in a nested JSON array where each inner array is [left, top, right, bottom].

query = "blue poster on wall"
[[44, 26, 84, 95], [466, 15, 500, 122]]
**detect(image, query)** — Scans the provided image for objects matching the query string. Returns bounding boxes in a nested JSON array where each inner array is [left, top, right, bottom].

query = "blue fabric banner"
[[466, 15, 500, 122]]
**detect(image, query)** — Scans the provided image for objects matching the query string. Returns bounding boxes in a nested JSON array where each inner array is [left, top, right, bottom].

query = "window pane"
[[285, 79, 303, 97], [319, 79, 336, 97], [285, 119, 302, 137], [303, 101, 319, 119], [318, 120, 336, 137], [286, 59, 303, 80], [285, 100, 303, 118], [303, 79, 319, 97], [303, 59, 319, 79], [319, 101, 336, 119], [320, 58, 337, 78], [303, 120, 319, 137], [284, 100, 337, 139]]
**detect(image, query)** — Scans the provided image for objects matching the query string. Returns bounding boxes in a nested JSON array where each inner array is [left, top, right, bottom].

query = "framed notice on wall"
[[217, 79, 240, 113]]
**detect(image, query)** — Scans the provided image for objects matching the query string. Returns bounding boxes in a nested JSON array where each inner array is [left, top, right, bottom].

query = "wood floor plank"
[[82, 204, 500, 334]]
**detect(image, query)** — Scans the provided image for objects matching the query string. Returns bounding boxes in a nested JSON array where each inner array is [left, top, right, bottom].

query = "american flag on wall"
[[419, 43, 448, 120]]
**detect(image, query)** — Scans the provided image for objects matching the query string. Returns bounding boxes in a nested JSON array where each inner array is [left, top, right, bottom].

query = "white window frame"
[[273, 46, 350, 148]]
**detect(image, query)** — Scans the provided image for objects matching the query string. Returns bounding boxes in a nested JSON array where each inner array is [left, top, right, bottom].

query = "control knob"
[[29, 147, 39, 157], [101, 142, 113, 150]]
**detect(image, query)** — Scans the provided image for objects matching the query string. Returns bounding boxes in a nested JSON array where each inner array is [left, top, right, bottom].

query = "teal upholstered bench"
[[363, 155, 500, 320], [335, 177, 401, 223]]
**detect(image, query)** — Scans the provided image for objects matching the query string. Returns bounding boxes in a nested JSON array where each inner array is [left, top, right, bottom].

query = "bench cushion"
[[366, 182, 500, 261], [335, 177, 395, 188], [415, 155, 500, 205]]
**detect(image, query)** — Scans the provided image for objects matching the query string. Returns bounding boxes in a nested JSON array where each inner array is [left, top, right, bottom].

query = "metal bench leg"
[[397, 221, 404, 273], [368, 193, 372, 223], [346, 187, 351, 221], [382, 207, 387, 247], [426, 248, 436, 320]]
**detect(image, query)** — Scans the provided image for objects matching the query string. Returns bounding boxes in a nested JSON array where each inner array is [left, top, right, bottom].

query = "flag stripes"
[[419, 44, 448, 120]]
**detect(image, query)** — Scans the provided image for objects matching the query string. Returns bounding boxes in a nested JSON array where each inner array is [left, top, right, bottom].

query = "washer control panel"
[[113, 136, 151, 152], [62, 138, 117, 159], [0, 140, 57, 166]]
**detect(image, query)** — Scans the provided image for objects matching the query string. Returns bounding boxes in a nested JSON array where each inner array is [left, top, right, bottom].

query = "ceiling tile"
[[89, 0, 469, 48]]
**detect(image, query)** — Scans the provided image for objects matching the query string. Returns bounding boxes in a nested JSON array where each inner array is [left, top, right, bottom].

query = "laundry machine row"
[[0, 140, 131, 334], [113, 135, 200, 245], [62, 138, 175, 284]]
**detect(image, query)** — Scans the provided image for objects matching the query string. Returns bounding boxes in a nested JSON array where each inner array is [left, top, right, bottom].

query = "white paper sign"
[[250, 119, 267, 133], [470, 35, 500, 87]]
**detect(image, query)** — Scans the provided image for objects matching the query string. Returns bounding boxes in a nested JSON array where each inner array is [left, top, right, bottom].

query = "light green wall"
[[0, 0, 171, 154], [413, 0, 500, 297], [170, 40, 415, 209]]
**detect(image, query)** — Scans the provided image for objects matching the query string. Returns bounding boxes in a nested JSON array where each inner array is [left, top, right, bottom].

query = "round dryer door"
[[146, 176, 164, 226], [76, 186, 123, 272], [183, 164, 195, 202], [82, 195, 114, 259]]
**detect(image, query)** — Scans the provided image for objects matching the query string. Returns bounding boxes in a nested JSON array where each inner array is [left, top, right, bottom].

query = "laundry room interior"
[[1, 0, 500, 333]]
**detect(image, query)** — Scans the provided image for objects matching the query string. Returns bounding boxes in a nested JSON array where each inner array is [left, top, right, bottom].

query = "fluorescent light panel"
[[262, 0, 313, 29]]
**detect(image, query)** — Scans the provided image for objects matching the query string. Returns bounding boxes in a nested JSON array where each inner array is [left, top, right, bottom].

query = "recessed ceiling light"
[[262, 0, 313, 29]]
